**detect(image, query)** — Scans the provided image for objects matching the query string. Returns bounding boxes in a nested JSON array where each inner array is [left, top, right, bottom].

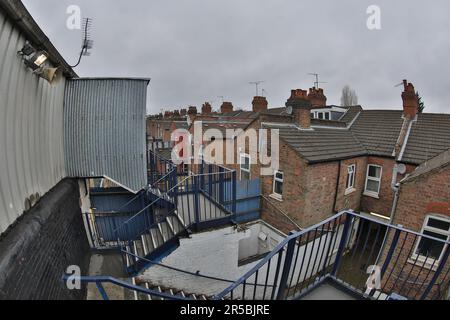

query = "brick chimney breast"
[[402, 79, 419, 119], [286, 89, 312, 129], [202, 102, 212, 114], [252, 96, 268, 112], [220, 102, 234, 114], [307, 87, 327, 107]]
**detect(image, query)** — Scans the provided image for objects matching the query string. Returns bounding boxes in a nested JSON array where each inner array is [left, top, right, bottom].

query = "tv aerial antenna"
[[70, 18, 94, 68], [249, 81, 265, 96], [308, 73, 327, 89], [261, 89, 268, 97]]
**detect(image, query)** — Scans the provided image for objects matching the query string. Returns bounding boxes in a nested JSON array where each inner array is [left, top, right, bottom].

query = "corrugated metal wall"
[[0, 10, 66, 234], [64, 78, 148, 193]]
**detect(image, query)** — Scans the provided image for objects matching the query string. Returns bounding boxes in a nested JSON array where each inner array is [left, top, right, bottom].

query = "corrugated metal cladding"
[[0, 10, 66, 234], [64, 78, 149, 193]]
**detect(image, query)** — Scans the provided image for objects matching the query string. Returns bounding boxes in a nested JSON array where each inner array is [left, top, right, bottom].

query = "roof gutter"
[[0, 0, 77, 78]]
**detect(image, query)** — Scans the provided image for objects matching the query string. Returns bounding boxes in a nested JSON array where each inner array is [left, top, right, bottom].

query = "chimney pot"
[[286, 89, 312, 129], [187, 106, 198, 115], [220, 102, 234, 114], [202, 102, 212, 114], [252, 96, 268, 112], [307, 87, 327, 107]]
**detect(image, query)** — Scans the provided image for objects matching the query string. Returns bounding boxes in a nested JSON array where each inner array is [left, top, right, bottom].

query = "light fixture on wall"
[[18, 42, 48, 70], [18, 41, 57, 83]]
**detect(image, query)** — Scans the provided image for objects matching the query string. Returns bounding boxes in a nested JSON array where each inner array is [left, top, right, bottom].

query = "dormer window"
[[312, 111, 330, 120]]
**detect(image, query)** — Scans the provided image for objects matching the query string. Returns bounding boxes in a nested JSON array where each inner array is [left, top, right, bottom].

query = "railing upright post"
[[380, 227, 402, 278], [331, 212, 353, 276], [194, 175, 201, 229], [219, 166, 225, 206], [200, 156, 205, 190], [276, 235, 296, 300], [96, 282, 109, 300], [420, 245, 449, 300], [232, 171, 237, 216]]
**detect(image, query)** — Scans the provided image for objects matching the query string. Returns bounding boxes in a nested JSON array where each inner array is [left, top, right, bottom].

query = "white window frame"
[[240, 153, 251, 181], [272, 170, 284, 199], [411, 215, 450, 267], [364, 164, 382, 198], [345, 164, 356, 195], [311, 111, 331, 120]]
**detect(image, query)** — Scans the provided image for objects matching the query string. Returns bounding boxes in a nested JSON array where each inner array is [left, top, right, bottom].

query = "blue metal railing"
[[74, 210, 450, 300], [212, 210, 450, 300], [61, 275, 189, 300]]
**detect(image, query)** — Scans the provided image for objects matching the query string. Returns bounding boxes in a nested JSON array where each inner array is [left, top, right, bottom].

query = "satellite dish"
[[286, 106, 293, 115], [397, 163, 407, 174]]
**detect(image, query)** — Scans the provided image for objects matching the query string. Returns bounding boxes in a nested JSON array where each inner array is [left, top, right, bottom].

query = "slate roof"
[[400, 113, 450, 165], [266, 124, 367, 163], [350, 110, 404, 158], [339, 106, 363, 124], [402, 148, 450, 182]]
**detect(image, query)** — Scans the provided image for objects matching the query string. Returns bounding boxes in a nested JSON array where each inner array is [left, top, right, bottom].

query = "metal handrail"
[[122, 250, 275, 287], [261, 195, 303, 231], [61, 275, 189, 300], [213, 210, 450, 300]]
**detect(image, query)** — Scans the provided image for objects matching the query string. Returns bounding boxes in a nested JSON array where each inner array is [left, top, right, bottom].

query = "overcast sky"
[[23, 0, 450, 114]]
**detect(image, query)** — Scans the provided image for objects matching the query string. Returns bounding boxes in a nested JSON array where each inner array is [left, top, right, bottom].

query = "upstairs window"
[[364, 164, 382, 197], [272, 171, 284, 198], [346, 164, 356, 193], [413, 215, 450, 265], [312, 111, 331, 120], [240, 153, 250, 180]]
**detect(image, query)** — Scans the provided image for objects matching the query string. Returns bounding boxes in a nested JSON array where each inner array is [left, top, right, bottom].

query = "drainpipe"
[[374, 164, 401, 266], [332, 160, 342, 213]]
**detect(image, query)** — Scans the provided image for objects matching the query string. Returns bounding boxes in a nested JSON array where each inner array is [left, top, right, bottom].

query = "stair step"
[[158, 220, 174, 242], [150, 227, 164, 248], [134, 239, 145, 259]]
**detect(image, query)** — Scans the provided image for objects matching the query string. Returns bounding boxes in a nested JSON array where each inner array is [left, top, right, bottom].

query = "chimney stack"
[[402, 79, 419, 119], [220, 101, 234, 114], [307, 87, 327, 107], [173, 109, 180, 117], [164, 111, 174, 118], [286, 89, 312, 129], [187, 106, 198, 116], [180, 108, 187, 116], [252, 96, 268, 112], [202, 102, 212, 114]]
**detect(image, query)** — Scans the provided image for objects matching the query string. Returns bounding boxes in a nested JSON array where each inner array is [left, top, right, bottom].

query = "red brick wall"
[[379, 164, 450, 299], [334, 157, 368, 212], [360, 157, 415, 217]]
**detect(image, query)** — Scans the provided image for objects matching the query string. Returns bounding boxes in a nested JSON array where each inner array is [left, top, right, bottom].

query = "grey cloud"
[[23, 0, 450, 114]]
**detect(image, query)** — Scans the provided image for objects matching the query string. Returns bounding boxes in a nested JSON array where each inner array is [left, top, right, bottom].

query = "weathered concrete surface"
[[86, 252, 131, 300]]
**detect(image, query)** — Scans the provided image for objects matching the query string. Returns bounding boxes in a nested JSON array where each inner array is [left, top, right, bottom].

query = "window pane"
[[427, 218, 450, 232], [275, 172, 283, 180], [368, 165, 381, 178], [241, 156, 250, 170], [318, 113, 324, 119], [416, 231, 448, 260], [274, 180, 283, 195], [366, 179, 379, 193], [325, 113, 330, 120]]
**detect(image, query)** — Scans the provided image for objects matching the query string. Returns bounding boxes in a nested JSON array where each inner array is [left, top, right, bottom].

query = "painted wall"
[[0, 9, 66, 234]]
